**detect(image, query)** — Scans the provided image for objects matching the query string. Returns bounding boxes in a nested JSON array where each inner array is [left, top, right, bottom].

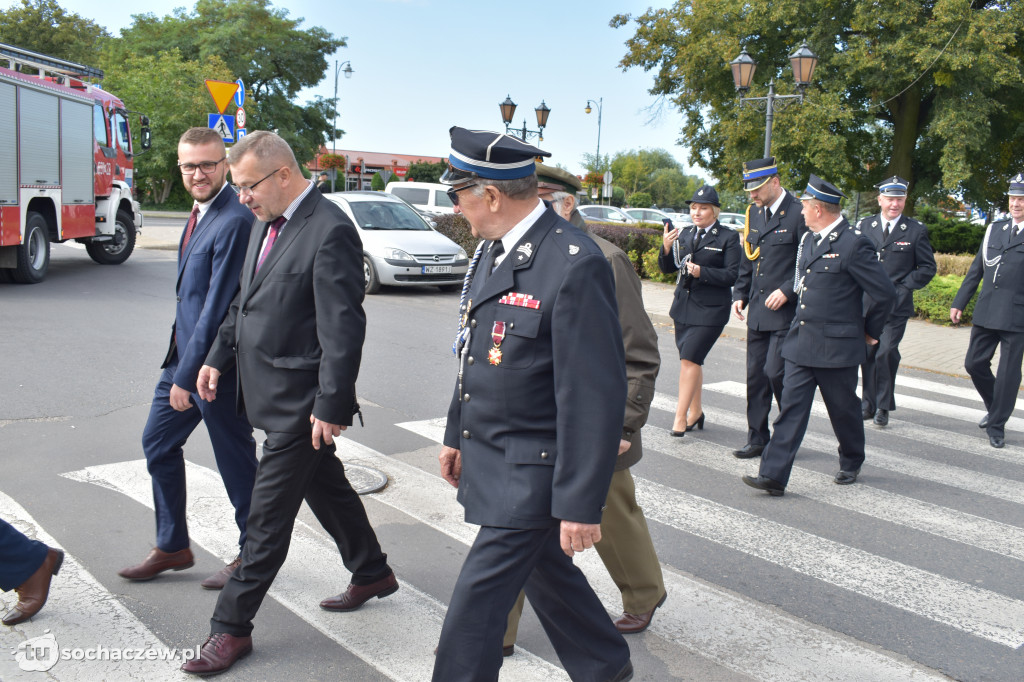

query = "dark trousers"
[[142, 364, 258, 552], [964, 324, 1024, 439], [746, 327, 787, 446], [211, 431, 390, 637], [759, 360, 865, 487], [0, 519, 48, 591], [433, 526, 630, 682], [861, 316, 909, 412]]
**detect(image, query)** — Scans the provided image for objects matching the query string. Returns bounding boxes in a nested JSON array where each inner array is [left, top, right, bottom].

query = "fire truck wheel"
[[12, 211, 50, 284], [86, 209, 136, 265]]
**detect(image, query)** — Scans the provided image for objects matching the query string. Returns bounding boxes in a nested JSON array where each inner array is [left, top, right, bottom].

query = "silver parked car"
[[323, 191, 469, 294], [578, 205, 637, 224]]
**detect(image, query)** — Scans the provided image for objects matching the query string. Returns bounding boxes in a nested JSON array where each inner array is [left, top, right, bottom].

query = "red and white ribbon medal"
[[488, 321, 506, 365]]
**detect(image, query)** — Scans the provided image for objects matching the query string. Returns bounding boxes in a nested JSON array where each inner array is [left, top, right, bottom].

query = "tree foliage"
[[607, 148, 705, 209], [612, 1, 1024, 211], [405, 160, 447, 183], [0, 0, 109, 66], [105, 0, 346, 164], [103, 49, 234, 206]]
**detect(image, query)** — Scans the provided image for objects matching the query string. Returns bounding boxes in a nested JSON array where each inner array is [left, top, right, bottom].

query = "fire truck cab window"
[[114, 111, 131, 154], [94, 104, 109, 147]]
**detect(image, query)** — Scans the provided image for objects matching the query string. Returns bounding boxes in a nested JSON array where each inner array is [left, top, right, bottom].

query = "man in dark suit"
[[435, 128, 633, 682], [119, 127, 258, 590], [732, 157, 807, 459], [1, 519, 63, 625], [951, 172, 1024, 449], [857, 175, 936, 426], [743, 175, 896, 496], [182, 131, 396, 676], [500, 165, 664, 649]]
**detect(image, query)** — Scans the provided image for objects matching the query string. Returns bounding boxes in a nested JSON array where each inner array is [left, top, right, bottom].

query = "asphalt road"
[[1, 242, 1022, 681]]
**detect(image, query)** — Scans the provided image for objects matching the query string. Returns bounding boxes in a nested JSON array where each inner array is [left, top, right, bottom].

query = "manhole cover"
[[346, 464, 389, 494]]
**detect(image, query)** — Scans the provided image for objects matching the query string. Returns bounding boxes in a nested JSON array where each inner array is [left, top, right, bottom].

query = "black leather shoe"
[[733, 443, 764, 459], [670, 430, 685, 438], [834, 469, 861, 485], [873, 409, 889, 426], [990, 435, 1005, 449], [862, 405, 875, 420], [741, 475, 785, 496], [979, 414, 990, 429], [609, 660, 634, 682]]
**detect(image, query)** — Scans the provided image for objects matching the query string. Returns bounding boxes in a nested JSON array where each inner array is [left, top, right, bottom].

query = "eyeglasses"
[[237, 168, 283, 197], [447, 183, 477, 206], [178, 157, 226, 175]]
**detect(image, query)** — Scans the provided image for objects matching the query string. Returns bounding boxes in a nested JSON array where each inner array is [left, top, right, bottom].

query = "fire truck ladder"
[[0, 41, 103, 83]]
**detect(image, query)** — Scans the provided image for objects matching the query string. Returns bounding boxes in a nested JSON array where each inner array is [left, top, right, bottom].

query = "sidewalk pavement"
[[135, 212, 974, 379], [640, 279, 974, 379]]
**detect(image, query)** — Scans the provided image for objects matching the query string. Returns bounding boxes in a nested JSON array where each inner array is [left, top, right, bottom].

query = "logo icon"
[[15, 630, 59, 672]]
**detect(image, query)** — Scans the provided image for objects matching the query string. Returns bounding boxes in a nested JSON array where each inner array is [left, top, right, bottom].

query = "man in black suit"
[[732, 157, 807, 459], [435, 128, 633, 682], [182, 131, 396, 676], [119, 127, 258, 590], [857, 175, 936, 426], [951, 172, 1024, 449], [743, 176, 896, 496]]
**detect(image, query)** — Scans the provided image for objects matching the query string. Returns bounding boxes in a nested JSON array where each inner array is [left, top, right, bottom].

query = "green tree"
[[627, 192, 653, 208], [103, 49, 234, 205], [610, 148, 682, 197], [0, 0, 109, 67], [371, 172, 386, 191], [612, 1, 1024, 211], [107, 0, 346, 164], [405, 160, 447, 183]]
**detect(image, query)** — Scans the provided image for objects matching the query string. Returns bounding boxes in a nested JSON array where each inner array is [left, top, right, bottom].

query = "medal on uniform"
[[488, 321, 506, 365]]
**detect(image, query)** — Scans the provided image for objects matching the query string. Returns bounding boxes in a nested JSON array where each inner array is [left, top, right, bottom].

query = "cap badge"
[[697, 188, 704, 196], [568, 244, 580, 256]]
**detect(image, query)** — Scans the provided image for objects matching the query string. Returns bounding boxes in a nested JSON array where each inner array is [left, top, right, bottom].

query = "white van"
[[384, 181, 455, 216]]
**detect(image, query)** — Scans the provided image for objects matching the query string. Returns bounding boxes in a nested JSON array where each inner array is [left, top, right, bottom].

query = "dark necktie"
[[765, 207, 772, 222], [256, 216, 286, 272], [693, 229, 705, 251], [180, 205, 200, 259], [1014, 224, 1021, 240], [883, 222, 891, 241], [814, 233, 824, 247]]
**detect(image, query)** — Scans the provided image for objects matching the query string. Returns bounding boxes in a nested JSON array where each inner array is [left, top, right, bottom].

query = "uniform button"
[[800, 320, 805, 325], [176, 296, 181, 302], [462, 430, 471, 439], [806, 268, 811, 273], [467, 356, 475, 365], [242, 309, 247, 317], [800, 304, 806, 309], [555, 228, 563, 234], [470, 319, 477, 328], [759, 289, 764, 293], [509, 321, 515, 329], [463, 393, 470, 402], [540, 451, 549, 459]]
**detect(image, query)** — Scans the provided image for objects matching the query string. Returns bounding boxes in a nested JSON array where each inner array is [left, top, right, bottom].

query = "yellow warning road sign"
[[205, 80, 239, 114]]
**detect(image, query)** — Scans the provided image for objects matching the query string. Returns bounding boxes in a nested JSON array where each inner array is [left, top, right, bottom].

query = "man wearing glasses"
[[182, 130, 396, 676], [435, 127, 633, 682], [119, 127, 258, 590]]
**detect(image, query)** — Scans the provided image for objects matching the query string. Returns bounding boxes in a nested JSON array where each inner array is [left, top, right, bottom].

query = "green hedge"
[[914, 204, 985, 255], [914, 274, 976, 326]]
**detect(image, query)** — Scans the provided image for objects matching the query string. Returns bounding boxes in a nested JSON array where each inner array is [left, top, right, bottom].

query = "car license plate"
[[422, 265, 452, 274]]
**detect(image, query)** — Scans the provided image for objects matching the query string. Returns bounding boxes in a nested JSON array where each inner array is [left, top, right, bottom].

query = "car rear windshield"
[[351, 201, 431, 230]]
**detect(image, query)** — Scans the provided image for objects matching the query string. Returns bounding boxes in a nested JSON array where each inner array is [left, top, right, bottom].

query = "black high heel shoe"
[[686, 412, 705, 431]]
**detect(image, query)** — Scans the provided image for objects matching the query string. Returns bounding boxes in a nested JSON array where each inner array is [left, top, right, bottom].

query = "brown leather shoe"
[[2, 548, 64, 626], [613, 593, 667, 634], [118, 547, 194, 581], [180, 633, 252, 675], [200, 557, 241, 591], [319, 572, 398, 611]]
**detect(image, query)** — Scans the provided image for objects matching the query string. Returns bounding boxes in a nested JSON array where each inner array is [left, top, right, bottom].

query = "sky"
[[28, 0, 706, 179]]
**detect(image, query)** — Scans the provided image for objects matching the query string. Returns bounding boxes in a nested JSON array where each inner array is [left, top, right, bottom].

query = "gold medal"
[[489, 321, 506, 366]]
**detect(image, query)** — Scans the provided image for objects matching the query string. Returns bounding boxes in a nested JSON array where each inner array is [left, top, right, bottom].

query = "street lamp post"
[[730, 42, 817, 157], [499, 95, 550, 142], [331, 59, 353, 191], [584, 98, 603, 170]]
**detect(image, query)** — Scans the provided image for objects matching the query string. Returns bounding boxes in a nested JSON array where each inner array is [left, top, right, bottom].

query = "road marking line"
[[396, 419, 951, 678], [0, 492, 184, 681], [61, 462, 563, 682], [893, 374, 1024, 412]]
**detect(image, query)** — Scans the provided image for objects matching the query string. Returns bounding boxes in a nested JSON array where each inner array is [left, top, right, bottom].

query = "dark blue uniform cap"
[[685, 184, 720, 207], [1008, 172, 1024, 197], [742, 157, 778, 191], [440, 126, 551, 184], [799, 174, 845, 204], [875, 175, 908, 197]]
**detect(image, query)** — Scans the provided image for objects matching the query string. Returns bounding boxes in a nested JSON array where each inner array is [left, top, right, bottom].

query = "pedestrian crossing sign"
[[208, 114, 235, 143]]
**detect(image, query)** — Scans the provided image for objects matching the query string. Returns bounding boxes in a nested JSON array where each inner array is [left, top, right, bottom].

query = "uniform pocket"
[[824, 322, 858, 338], [504, 437, 556, 521]]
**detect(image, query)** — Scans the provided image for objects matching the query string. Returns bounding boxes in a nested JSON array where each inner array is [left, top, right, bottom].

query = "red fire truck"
[[0, 42, 151, 283]]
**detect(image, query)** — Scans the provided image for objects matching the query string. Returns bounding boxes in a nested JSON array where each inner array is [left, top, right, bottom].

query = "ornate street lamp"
[[730, 42, 818, 156], [584, 97, 603, 170], [499, 95, 550, 142], [331, 59, 353, 192]]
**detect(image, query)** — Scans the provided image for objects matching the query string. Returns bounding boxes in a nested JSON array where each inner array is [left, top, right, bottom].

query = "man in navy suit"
[[434, 128, 633, 682], [742, 175, 895, 496], [857, 175, 935, 426], [119, 127, 258, 589], [951, 172, 1024, 449]]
